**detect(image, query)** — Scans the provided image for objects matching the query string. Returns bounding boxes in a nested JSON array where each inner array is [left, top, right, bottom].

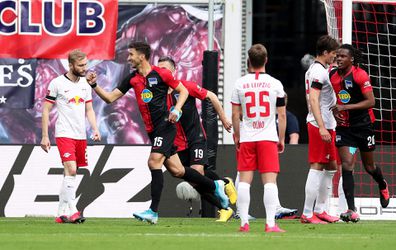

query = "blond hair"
[[68, 49, 86, 64]]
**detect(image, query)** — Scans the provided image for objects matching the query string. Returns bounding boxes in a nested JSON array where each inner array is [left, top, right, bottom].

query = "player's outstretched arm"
[[86, 71, 124, 104], [206, 91, 232, 132], [41, 101, 54, 152], [85, 102, 101, 142]]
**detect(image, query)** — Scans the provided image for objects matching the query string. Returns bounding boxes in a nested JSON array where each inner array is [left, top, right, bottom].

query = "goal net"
[[321, 0, 395, 211]]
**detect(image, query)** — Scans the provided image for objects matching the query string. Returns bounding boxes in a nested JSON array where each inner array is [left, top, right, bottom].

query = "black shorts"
[[148, 121, 177, 158], [335, 124, 376, 152], [177, 140, 208, 167]]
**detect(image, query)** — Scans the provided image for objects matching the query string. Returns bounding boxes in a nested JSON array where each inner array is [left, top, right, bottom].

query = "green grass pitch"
[[1, 217, 395, 250]]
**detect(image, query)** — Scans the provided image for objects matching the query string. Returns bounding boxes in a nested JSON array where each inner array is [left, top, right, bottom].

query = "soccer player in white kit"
[[41, 49, 101, 224], [301, 35, 340, 224], [231, 44, 286, 233]]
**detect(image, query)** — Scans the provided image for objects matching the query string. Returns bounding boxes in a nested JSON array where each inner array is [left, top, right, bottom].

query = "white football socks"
[[303, 169, 322, 217], [63, 175, 78, 215], [236, 182, 250, 226], [264, 183, 278, 227], [57, 181, 68, 216], [315, 170, 336, 214]]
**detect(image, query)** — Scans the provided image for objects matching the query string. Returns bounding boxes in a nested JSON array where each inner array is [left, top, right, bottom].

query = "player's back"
[[231, 72, 284, 143]]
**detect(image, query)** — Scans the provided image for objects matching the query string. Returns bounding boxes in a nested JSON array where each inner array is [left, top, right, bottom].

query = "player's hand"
[[331, 105, 347, 125], [40, 137, 51, 153], [221, 118, 232, 133], [319, 127, 332, 143], [86, 71, 97, 85], [277, 141, 285, 153], [168, 106, 182, 123], [91, 130, 101, 142]]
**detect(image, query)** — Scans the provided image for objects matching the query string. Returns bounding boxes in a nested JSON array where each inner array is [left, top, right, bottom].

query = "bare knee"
[[341, 160, 354, 171], [147, 158, 162, 170], [364, 163, 376, 172], [63, 161, 77, 176], [168, 166, 184, 178]]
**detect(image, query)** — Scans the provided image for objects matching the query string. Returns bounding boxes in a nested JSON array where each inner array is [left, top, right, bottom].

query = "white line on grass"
[[0, 232, 376, 240]]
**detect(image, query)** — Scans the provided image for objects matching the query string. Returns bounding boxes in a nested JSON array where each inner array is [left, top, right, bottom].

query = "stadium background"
[[0, 0, 394, 220]]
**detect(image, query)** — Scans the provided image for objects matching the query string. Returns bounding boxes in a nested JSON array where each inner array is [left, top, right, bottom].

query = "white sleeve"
[[86, 82, 93, 102], [231, 84, 241, 105], [276, 80, 286, 98], [311, 68, 328, 85], [46, 79, 58, 99]]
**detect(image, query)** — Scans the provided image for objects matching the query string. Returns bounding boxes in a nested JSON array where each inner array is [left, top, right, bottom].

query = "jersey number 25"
[[245, 91, 270, 118]]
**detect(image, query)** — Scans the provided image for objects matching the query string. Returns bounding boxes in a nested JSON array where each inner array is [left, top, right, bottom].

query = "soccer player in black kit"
[[158, 56, 236, 222], [330, 44, 390, 222], [86, 41, 229, 224]]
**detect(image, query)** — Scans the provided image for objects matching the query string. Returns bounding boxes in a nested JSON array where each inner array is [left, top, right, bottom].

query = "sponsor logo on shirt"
[[148, 78, 158, 87], [363, 81, 371, 88], [141, 89, 153, 103], [68, 96, 85, 105], [338, 90, 351, 104]]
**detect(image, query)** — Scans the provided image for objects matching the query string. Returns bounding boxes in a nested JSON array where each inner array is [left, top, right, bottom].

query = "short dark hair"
[[339, 44, 363, 66], [128, 41, 151, 60], [158, 56, 176, 70], [316, 35, 339, 56], [248, 44, 267, 68]]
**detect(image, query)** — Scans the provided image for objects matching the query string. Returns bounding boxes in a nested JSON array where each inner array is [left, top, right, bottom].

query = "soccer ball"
[[176, 182, 200, 202]]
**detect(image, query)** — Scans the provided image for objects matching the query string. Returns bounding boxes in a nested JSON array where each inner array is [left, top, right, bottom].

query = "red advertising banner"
[[0, 0, 118, 60]]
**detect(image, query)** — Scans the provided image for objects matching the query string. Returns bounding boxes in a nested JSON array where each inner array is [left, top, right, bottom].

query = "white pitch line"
[[0, 232, 377, 240]]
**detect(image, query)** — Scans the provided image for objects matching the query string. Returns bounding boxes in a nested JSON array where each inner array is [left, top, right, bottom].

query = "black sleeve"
[[276, 97, 285, 107], [45, 95, 56, 101], [116, 72, 136, 94], [311, 81, 323, 90]]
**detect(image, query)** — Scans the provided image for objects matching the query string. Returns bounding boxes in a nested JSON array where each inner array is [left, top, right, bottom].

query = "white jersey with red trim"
[[231, 72, 285, 143], [45, 74, 92, 139], [305, 62, 337, 130]]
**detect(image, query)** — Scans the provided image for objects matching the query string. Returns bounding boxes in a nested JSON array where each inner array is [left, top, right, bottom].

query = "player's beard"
[[72, 68, 86, 77]]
